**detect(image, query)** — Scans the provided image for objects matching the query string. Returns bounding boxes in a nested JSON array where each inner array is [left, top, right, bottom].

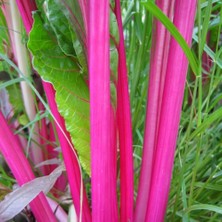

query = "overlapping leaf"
[[45, 0, 88, 75], [44, 0, 76, 56], [28, 13, 90, 175]]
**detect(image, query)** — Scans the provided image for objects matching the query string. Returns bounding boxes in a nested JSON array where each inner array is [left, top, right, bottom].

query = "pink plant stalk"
[[89, 0, 118, 220], [15, 0, 37, 33], [145, 1, 197, 221], [135, 1, 175, 221], [114, 0, 134, 221], [47, 122, 67, 196], [15, 2, 91, 220], [43, 83, 91, 221], [47, 197, 68, 221], [4, 0, 44, 167], [39, 103, 67, 195], [77, 0, 88, 37], [0, 111, 57, 222]]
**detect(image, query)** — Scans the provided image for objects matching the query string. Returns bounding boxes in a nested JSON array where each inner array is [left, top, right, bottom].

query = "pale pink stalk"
[[89, 0, 118, 220], [47, 197, 68, 222], [135, 1, 175, 221], [3, 1, 43, 167], [0, 111, 57, 222], [114, 0, 134, 221], [145, 1, 197, 221], [15, 2, 91, 220]]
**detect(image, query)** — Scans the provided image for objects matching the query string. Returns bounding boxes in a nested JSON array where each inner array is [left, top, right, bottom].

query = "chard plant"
[[0, 0, 222, 221]]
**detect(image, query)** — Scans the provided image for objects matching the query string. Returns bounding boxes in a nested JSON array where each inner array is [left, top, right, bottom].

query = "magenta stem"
[[114, 0, 134, 221], [89, 0, 118, 220], [0, 111, 57, 222]]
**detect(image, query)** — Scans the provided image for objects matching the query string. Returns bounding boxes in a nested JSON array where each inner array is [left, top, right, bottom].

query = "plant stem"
[[14, 1, 91, 220], [0, 111, 57, 222], [135, 1, 174, 221], [115, 0, 134, 221], [145, 1, 197, 221], [9, 0, 43, 165], [89, 0, 118, 220]]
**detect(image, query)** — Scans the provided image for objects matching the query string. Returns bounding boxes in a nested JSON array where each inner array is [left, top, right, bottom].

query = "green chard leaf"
[[57, 0, 88, 73], [28, 13, 90, 175], [44, 0, 76, 56]]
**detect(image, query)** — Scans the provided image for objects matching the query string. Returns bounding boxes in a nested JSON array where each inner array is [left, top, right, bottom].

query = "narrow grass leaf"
[[142, 1, 199, 76]]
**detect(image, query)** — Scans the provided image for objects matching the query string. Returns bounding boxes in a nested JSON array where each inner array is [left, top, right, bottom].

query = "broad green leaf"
[[28, 13, 90, 175], [142, 1, 199, 76], [50, 0, 88, 75], [59, 0, 86, 50]]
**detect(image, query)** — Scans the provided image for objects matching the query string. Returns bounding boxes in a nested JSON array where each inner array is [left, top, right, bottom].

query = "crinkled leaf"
[[44, 0, 76, 56], [54, 0, 88, 75], [0, 165, 64, 221], [37, 0, 88, 76], [28, 13, 90, 175], [59, 0, 86, 44]]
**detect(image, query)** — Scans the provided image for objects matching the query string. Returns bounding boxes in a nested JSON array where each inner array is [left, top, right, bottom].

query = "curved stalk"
[[0, 111, 57, 222], [114, 1, 134, 221]]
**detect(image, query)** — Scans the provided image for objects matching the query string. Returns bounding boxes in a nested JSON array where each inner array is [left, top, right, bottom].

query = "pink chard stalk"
[[135, 0, 175, 221], [114, 0, 134, 221], [0, 0, 199, 221], [15, 1, 91, 221], [136, 0, 197, 221], [0, 112, 57, 222], [89, 0, 118, 220]]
